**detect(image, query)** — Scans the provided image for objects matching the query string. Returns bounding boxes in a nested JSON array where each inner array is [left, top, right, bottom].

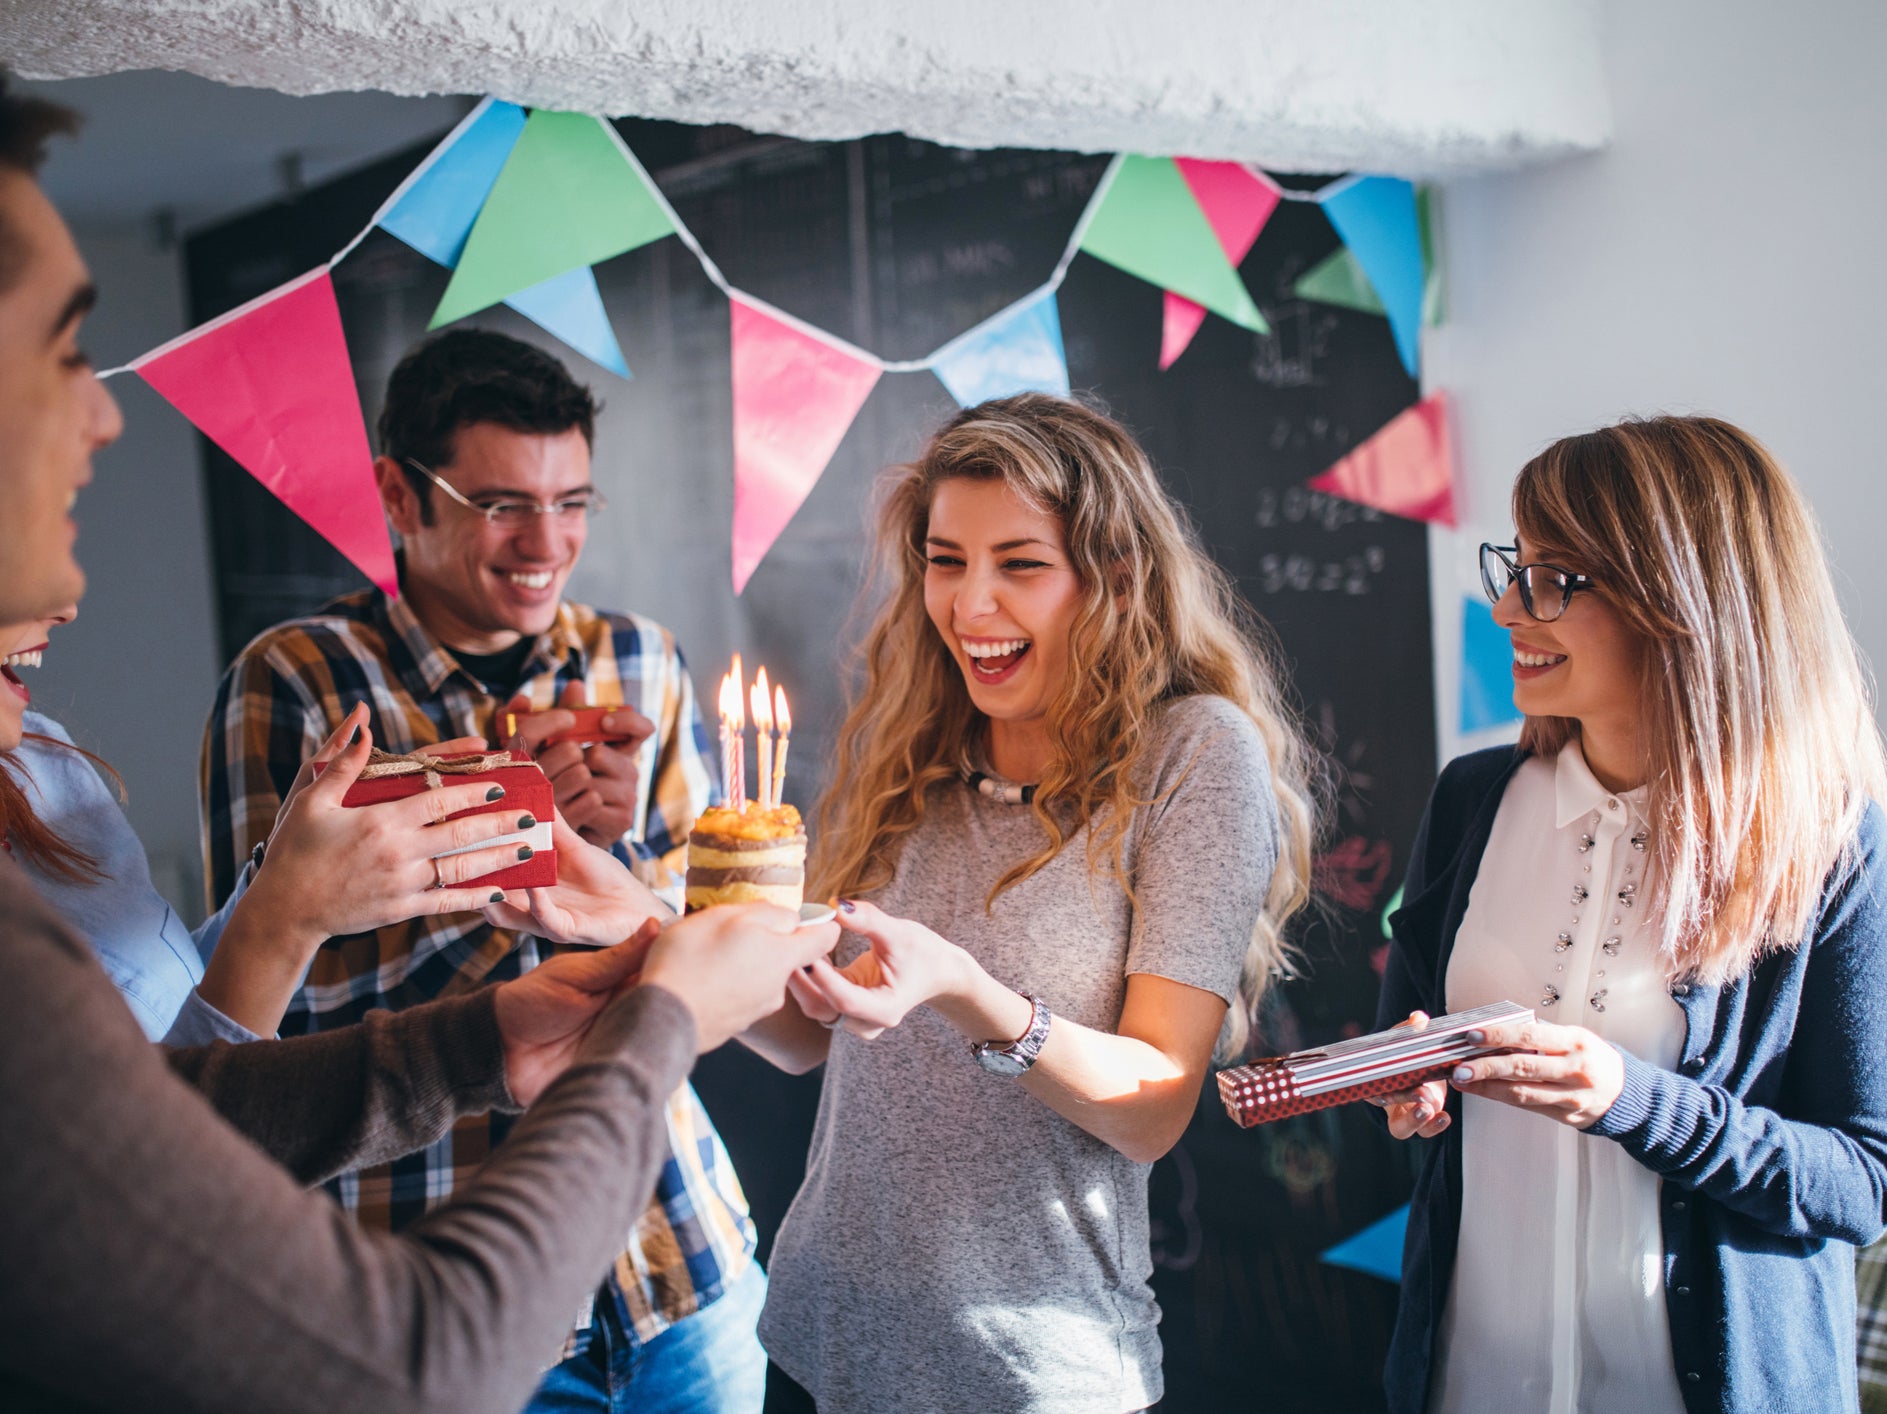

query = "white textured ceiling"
[[4, 0, 1610, 178]]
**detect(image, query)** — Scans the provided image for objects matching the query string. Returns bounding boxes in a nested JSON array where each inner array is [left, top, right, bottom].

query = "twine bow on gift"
[[358, 747, 513, 792]]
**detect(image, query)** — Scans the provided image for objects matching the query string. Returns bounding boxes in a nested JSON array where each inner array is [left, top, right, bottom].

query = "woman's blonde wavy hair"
[[810, 393, 1319, 1060], [1514, 415, 1886, 984]]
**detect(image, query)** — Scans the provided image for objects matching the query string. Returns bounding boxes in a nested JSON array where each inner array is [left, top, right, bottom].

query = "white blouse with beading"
[[1432, 746, 1687, 1414]]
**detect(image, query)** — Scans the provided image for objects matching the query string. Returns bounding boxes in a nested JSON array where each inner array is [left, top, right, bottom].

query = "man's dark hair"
[[378, 328, 599, 523], [0, 71, 80, 293]]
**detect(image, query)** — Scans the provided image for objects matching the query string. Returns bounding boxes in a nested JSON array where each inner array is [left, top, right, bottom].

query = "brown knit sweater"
[[0, 857, 696, 1412]]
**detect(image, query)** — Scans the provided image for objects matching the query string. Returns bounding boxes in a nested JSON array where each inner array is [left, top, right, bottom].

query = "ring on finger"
[[820, 1016, 846, 1031], [430, 857, 445, 890]]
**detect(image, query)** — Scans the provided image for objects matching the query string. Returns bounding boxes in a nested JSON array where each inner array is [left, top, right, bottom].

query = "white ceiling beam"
[[4, 0, 1610, 177]]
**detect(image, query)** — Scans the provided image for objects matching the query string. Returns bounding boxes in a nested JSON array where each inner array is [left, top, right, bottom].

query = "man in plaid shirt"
[[200, 330, 764, 1413]]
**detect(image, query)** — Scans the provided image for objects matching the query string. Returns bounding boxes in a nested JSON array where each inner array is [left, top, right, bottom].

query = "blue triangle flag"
[[1320, 1204, 1409, 1283], [1321, 176, 1425, 378], [380, 100, 529, 268], [504, 266, 631, 379], [931, 290, 1070, 409], [1461, 595, 1523, 734]]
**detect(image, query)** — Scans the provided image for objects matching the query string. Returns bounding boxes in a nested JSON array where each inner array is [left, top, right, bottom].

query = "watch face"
[[973, 1046, 1029, 1077]]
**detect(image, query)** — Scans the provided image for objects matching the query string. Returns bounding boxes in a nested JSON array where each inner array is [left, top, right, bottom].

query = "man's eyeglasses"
[[404, 458, 607, 527], [1479, 543, 1595, 623]]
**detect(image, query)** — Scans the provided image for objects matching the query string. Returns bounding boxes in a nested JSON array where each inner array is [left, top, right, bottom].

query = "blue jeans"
[[526, 1263, 767, 1414]]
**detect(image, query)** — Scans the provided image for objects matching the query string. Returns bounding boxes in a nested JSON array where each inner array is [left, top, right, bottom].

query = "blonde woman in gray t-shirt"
[[741, 394, 1318, 1413]]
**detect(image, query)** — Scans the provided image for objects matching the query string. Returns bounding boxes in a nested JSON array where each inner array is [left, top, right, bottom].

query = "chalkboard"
[[188, 120, 1438, 1414]]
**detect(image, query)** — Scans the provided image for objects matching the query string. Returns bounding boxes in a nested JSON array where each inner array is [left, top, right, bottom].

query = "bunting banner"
[[1308, 392, 1456, 527], [502, 266, 631, 378], [1320, 1204, 1409, 1284], [431, 109, 677, 328], [107, 94, 1450, 595], [1159, 158, 1281, 369], [1460, 595, 1523, 733], [1295, 186, 1442, 329], [131, 269, 396, 597], [1078, 155, 1267, 335], [1318, 176, 1425, 377], [729, 297, 882, 594], [380, 100, 630, 376], [379, 99, 528, 267], [931, 289, 1070, 408]]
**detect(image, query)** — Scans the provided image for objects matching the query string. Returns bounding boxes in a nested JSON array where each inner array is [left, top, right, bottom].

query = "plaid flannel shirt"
[[1861, 1236, 1887, 1413], [199, 587, 753, 1350]]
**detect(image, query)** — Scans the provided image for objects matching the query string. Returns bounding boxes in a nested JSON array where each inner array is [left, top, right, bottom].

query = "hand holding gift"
[[502, 683, 655, 850], [243, 708, 542, 944], [484, 811, 670, 947], [1218, 1001, 1536, 1128]]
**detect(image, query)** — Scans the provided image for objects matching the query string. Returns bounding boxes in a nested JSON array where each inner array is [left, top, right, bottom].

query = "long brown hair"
[[1514, 415, 1885, 983], [811, 393, 1319, 1059], [0, 731, 122, 883]]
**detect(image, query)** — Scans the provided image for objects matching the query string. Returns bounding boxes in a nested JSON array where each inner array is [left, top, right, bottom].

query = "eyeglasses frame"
[[402, 457, 608, 527], [1479, 542, 1596, 624]]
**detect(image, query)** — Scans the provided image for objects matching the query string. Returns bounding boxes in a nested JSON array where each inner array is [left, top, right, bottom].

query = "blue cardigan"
[[1375, 746, 1887, 1414]]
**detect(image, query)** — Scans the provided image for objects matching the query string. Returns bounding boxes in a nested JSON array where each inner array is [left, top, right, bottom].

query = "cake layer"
[[686, 864, 805, 887], [685, 881, 804, 911], [688, 841, 807, 870]]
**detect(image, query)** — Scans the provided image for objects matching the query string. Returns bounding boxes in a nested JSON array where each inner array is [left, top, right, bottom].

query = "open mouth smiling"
[[1, 642, 49, 702], [961, 636, 1033, 681]]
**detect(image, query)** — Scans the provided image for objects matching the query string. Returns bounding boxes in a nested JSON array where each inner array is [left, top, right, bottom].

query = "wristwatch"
[[971, 995, 1052, 1076]]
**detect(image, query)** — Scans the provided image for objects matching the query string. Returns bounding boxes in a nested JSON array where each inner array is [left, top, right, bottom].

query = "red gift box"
[[1217, 1000, 1531, 1127], [329, 749, 558, 891], [498, 704, 640, 748]]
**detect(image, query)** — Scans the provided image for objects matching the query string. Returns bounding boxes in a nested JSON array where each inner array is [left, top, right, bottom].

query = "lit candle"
[[729, 653, 746, 810], [750, 668, 774, 810], [772, 685, 791, 811], [717, 672, 739, 810]]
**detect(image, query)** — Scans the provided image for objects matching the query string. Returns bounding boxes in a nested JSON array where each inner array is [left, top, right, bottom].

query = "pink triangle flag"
[[1307, 392, 1457, 527], [133, 269, 396, 595], [1160, 160, 1281, 368], [730, 297, 882, 594], [1159, 294, 1209, 371]]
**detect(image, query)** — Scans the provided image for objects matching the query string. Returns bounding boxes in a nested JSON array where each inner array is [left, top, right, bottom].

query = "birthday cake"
[[685, 803, 807, 912]]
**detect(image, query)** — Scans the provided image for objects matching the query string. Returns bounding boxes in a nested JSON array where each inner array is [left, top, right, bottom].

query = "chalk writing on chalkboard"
[[1254, 547, 1387, 595]]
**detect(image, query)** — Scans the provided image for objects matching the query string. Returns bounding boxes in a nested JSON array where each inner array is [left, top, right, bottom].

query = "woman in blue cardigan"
[[1375, 415, 1887, 1414]]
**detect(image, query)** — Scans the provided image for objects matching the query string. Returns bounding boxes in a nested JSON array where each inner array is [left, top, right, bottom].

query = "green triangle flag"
[[1297, 186, 1444, 326], [430, 111, 676, 329], [1078, 156, 1268, 334], [1296, 245, 1384, 315]]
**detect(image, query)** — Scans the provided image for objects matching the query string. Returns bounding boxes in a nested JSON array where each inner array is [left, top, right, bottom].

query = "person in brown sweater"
[[0, 74, 839, 1413]]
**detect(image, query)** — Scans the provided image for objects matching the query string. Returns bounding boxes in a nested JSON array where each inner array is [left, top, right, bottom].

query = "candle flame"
[[774, 685, 791, 736], [750, 666, 773, 731], [718, 671, 740, 724]]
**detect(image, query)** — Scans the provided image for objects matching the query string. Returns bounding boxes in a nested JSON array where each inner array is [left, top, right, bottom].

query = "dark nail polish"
[[486, 785, 506, 801], [1466, 1029, 1486, 1043], [489, 891, 505, 904], [837, 899, 856, 914], [517, 813, 537, 830], [517, 845, 535, 861]]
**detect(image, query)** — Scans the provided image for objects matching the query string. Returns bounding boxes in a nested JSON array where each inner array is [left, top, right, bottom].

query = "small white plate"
[[796, 902, 837, 930]]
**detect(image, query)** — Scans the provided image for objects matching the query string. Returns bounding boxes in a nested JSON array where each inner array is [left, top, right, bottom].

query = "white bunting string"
[[99, 109, 1376, 383]]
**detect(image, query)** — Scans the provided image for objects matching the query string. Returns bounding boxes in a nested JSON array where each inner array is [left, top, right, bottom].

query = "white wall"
[[30, 226, 225, 922], [1426, 0, 1887, 765]]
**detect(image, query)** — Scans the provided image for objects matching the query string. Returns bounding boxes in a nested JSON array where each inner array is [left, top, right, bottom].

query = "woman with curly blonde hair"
[[744, 393, 1317, 1413]]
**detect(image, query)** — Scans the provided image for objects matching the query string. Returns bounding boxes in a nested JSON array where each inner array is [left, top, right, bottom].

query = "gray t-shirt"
[[760, 694, 1280, 1413]]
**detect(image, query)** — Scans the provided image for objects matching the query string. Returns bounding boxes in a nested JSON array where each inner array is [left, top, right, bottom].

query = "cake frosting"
[[686, 803, 807, 912]]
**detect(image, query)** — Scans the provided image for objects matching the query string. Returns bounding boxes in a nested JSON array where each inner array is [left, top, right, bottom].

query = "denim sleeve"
[[162, 989, 266, 1047], [189, 857, 255, 966], [1587, 810, 1887, 1245]]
